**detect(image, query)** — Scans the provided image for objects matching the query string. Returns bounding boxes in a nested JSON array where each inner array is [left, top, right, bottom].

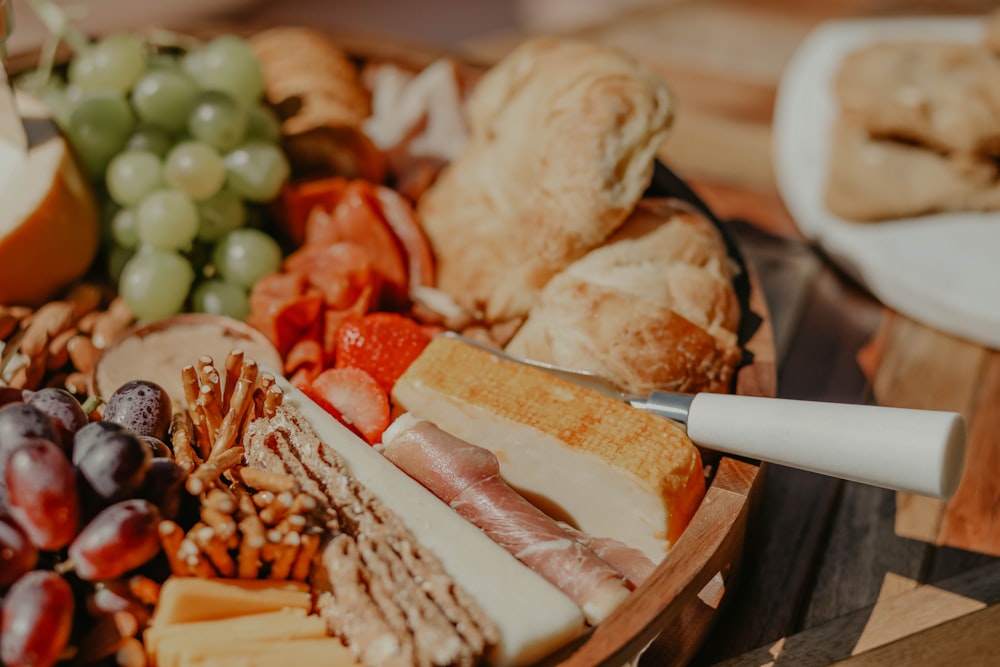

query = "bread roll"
[[416, 37, 673, 323], [506, 198, 741, 395]]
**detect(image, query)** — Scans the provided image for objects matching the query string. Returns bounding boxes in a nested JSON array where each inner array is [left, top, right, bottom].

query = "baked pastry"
[[416, 37, 673, 323], [986, 8, 1000, 56], [825, 119, 1000, 221], [833, 40, 1000, 155], [249, 27, 384, 181], [505, 198, 741, 395]]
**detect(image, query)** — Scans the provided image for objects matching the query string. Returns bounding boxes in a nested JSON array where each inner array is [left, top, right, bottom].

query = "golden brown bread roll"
[[249, 27, 384, 181], [505, 199, 741, 395], [416, 37, 674, 324]]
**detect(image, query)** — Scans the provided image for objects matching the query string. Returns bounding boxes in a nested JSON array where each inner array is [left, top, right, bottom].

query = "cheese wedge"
[[146, 609, 327, 667], [391, 337, 706, 561], [151, 577, 311, 626], [174, 638, 359, 667], [277, 378, 586, 667]]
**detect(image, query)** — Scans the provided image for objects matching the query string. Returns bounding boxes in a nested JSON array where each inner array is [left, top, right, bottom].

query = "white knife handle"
[[685, 394, 967, 498]]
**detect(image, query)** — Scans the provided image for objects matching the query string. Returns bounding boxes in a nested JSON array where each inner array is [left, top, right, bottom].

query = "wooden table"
[[233, 1, 1000, 663]]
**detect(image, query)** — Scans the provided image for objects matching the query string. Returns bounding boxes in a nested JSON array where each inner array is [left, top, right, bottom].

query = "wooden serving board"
[[8, 24, 777, 667]]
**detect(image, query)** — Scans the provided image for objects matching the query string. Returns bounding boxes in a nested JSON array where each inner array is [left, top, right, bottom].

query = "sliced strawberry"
[[333, 312, 431, 393], [306, 367, 390, 444]]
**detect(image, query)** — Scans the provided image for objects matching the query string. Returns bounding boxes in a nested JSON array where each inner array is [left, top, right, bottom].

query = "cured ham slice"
[[382, 415, 632, 624], [554, 522, 656, 590]]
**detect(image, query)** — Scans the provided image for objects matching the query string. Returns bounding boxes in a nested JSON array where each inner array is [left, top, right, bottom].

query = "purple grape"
[[139, 458, 187, 519], [0, 570, 74, 667], [75, 428, 152, 506], [0, 387, 29, 408], [68, 499, 161, 581], [0, 517, 38, 586], [103, 380, 172, 440], [86, 580, 152, 626], [27, 388, 89, 450], [139, 435, 172, 458], [5, 438, 80, 551], [72, 420, 127, 465], [0, 403, 61, 464]]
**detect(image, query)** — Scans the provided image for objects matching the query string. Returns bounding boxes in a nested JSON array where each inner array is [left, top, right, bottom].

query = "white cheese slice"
[[277, 378, 586, 667]]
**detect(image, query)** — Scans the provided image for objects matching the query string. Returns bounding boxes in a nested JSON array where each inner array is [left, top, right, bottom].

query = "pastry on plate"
[[505, 198, 741, 395], [417, 37, 673, 324]]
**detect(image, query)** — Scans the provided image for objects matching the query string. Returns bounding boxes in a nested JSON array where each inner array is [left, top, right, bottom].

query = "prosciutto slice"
[[382, 416, 632, 624]]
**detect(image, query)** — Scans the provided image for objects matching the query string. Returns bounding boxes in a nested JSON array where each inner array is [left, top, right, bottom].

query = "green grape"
[[110, 208, 140, 248], [147, 52, 180, 71], [126, 125, 174, 157], [187, 91, 248, 152], [67, 94, 136, 179], [196, 187, 246, 242], [68, 34, 148, 94], [164, 141, 225, 200], [131, 68, 199, 133], [118, 247, 195, 321], [107, 244, 136, 283], [212, 228, 282, 288], [106, 150, 164, 206], [136, 189, 199, 251], [31, 80, 73, 129], [192, 279, 249, 320], [223, 141, 290, 203], [244, 103, 281, 142], [182, 36, 264, 103]]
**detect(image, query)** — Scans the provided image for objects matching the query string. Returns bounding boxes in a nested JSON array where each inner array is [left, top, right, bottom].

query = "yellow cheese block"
[[147, 609, 327, 667], [151, 577, 311, 626], [175, 638, 359, 667], [392, 336, 707, 557]]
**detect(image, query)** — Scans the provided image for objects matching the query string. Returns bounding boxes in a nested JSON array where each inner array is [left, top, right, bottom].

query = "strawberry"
[[334, 313, 431, 392], [306, 367, 390, 444]]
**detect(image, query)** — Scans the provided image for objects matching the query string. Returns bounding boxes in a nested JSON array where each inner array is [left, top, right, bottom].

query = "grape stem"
[[25, 0, 90, 54], [53, 557, 77, 575]]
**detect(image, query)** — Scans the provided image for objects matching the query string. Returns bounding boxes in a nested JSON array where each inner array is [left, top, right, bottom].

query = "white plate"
[[773, 16, 1000, 349]]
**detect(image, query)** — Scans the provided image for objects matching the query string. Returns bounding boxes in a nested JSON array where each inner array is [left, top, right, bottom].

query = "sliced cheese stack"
[[278, 378, 586, 666], [391, 337, 706, 561], [145, 578, 357, 667]]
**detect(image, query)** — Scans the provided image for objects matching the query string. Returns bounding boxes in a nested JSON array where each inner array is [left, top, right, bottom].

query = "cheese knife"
[[441, 332, 967, 499]]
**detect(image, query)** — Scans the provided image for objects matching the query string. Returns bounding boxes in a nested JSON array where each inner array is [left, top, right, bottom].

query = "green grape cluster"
[[32, 34, 289, 323]]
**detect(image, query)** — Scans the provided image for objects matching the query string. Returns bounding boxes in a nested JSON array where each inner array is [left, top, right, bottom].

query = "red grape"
[[103, 380, 172, 440], [5, 439, 79, 551], [86, 579, 152, 626], [27, 388, 89, 451], [0, 570, 74, 667], [0, 517, 37, 586], [68, 499, 161, 581]]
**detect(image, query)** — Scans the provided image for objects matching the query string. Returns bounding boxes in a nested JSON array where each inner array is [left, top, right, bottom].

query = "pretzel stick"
[[240, 358, 259, 389], [259, 491, 295, 526], [211, 377, 253, 457], [181, 365, 201, 408], [236, 488, 266, 579], [237, 467, 299, 495], [186, 446, 244, 495], [178, 536, 217, 578], [263, 384, 283, 418], [291, 532, 320, 581], [157, 521, 190, 576], [267, 532, 301, 580], [196, 357, 221, 401], [191, 523, 236, 577], [198, 385, 224, 443], [168, 411, 198, 472], [204, 487, 237, 514], [252, 491, 276, 509], [200, 506, 238, 548], [252, 373, 275, 418], [223, 349, 244, 409], [126, 575, 161, 607]]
